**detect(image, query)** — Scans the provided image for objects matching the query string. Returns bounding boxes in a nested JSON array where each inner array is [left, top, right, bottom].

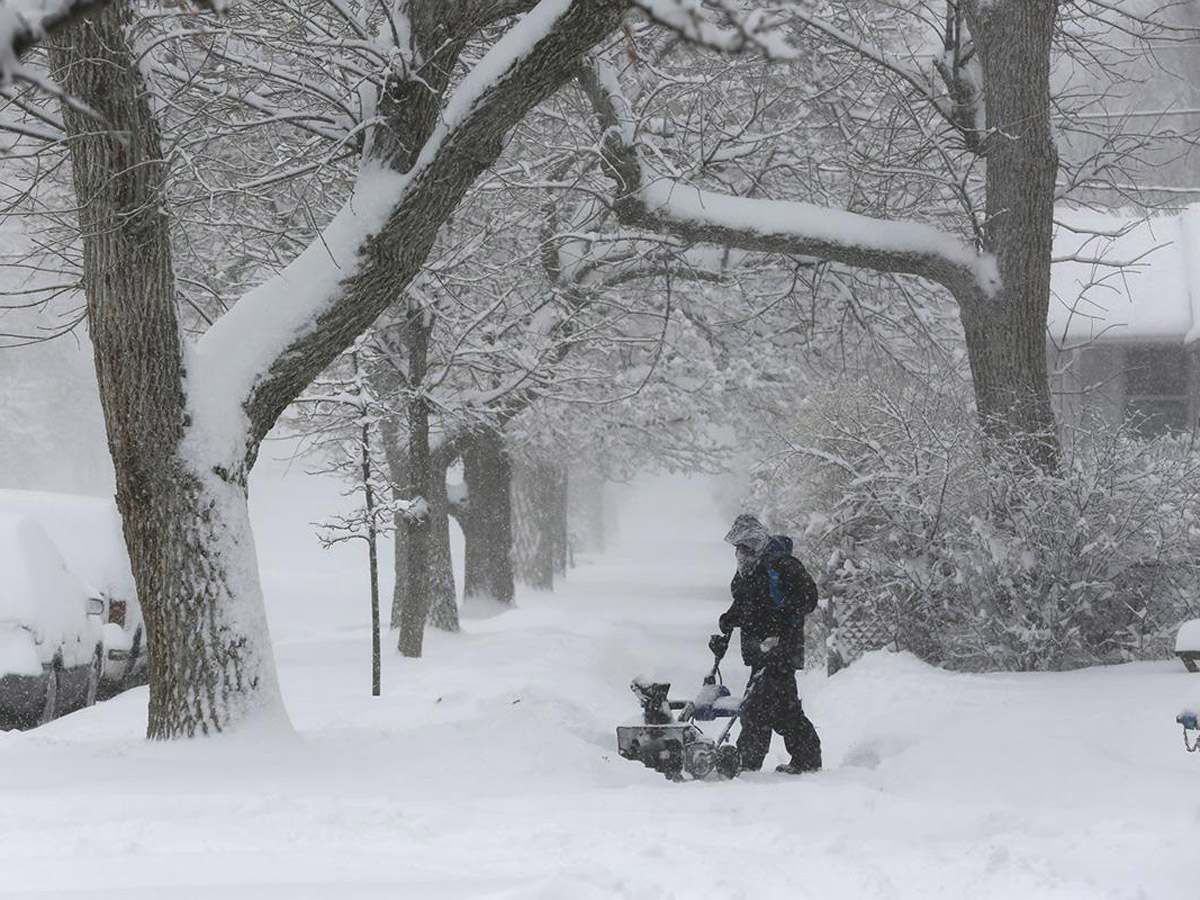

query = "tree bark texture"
[[49, 3, 284, 737], [959, 0, 1060, 470], [461, 429, 515, 605]]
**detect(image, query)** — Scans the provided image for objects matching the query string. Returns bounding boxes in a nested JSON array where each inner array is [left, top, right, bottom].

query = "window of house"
[[1124, 344, 1189, 437]]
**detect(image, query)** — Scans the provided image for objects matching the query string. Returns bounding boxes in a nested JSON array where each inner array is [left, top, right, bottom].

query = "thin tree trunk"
[[49, 4, 285, 738], [462, 429, 515, 605], [360, 421, 381, 696]]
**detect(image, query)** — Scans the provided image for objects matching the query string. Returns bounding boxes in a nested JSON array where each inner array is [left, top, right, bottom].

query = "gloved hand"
[[759, 636, 781, 657], [708, 632, 730, 660]]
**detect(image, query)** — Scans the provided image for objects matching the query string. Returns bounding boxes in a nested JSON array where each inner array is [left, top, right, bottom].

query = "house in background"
[[1048, 205, 1200, 440]]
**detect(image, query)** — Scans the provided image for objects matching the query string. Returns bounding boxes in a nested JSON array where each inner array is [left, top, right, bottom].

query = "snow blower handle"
[[705, 633, 730, 685], [708, 632, 730, 662]]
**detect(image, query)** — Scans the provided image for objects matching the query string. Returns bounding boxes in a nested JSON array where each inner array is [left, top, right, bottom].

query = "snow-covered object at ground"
[[0, 489, 134, 600], [0, 471, 1195, 898], [0, 620, 40, 676], [0, 510, 101, 672], [0, 490, 141, 681], [1176, 618, 1200, 652]]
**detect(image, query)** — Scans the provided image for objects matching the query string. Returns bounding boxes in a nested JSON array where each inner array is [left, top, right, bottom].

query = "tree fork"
[[49, 3, 284, 738]]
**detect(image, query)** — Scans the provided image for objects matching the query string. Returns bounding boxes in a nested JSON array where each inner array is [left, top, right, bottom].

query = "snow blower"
[[616, 635, 762, 781]]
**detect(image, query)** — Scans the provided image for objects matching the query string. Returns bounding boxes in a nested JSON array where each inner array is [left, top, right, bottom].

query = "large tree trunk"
[[425, 462, 460, 632], [570, 469, 607, 554], [582, 40, 1061, 470], [398, 306, 433, 657], [513, 461, 553, 590], [49, 4, 284, 737], [45, 0, 631, 736], [513, 461, 568, 590], [381, 419, 410, 630], [959, 0, 1060, 470], [381, 418, 458, 634], [551, 467, 569, 578], [461, 429, 515, 605], [133, 474, 283, 736]]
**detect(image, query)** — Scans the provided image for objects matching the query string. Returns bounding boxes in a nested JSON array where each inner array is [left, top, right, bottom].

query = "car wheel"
[[38, 662, 60, 727], [85, 644, 103, 708]]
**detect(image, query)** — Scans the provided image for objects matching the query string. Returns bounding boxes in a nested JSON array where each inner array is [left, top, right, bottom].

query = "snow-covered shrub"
[[754, 370, 1200, 671]]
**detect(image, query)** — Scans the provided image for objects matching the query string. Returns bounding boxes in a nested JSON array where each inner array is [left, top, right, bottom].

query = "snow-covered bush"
[[754, 369, 1200, 672]]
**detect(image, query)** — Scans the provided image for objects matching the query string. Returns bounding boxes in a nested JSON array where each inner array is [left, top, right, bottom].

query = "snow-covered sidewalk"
[[0, 475, 1196, 899]]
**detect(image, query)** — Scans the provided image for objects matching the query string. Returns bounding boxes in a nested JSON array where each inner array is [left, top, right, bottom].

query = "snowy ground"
[[1, 464, 1197, 899]]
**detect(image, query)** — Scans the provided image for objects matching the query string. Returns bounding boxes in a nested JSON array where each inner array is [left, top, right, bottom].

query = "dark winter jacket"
[[719, 536, 818, 670]]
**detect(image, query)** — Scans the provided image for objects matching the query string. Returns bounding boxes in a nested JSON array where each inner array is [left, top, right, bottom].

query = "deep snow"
[[0, 463, 1197, 899]]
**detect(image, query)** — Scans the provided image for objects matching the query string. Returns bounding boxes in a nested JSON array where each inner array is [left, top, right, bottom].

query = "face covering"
[[736, 545, 759, 574]]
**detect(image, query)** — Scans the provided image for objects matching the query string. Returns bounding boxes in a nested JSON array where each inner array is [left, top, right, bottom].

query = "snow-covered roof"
[[0, 490, 135, 600], [1049, 205, 1200, 349]]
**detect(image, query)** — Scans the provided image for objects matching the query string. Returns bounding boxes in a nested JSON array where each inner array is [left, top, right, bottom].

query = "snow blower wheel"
[[683, 741, 716, 779], [715, 744, 740, 779]]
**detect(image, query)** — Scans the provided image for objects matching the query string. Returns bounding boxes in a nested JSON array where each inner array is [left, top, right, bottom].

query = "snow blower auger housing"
[[615, 637, 760, 781]]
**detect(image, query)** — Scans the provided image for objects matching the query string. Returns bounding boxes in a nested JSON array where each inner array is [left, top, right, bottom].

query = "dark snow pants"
[[736, 665, 822, 772]]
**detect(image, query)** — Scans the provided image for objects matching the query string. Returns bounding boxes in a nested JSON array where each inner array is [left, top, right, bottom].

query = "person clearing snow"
[[711, 514, 823, 775]]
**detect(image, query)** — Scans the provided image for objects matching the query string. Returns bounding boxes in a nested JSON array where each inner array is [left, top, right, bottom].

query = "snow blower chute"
[[616, 635, 762, 780], [1179, 709, 1199, 754]]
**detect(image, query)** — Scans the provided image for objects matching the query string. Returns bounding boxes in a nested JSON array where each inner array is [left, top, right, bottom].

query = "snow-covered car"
[[1177, 618, 1200, 673], [0, 512, 106, 729], [0, 491, 145, 696]]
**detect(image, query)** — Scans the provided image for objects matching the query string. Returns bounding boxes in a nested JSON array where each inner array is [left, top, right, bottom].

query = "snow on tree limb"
[[632, 0, 793, 57], [578, 57, 998, 302], [183, 163, 408, 469], [0, 0, 224, 81], [186, 0, 630, 471]]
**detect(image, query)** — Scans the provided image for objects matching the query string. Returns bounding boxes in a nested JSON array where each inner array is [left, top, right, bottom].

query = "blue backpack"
[[764, 535, 794, 612]]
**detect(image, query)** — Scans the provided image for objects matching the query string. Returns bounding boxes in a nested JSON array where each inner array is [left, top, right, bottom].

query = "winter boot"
[[775, 760, 819, 775]]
